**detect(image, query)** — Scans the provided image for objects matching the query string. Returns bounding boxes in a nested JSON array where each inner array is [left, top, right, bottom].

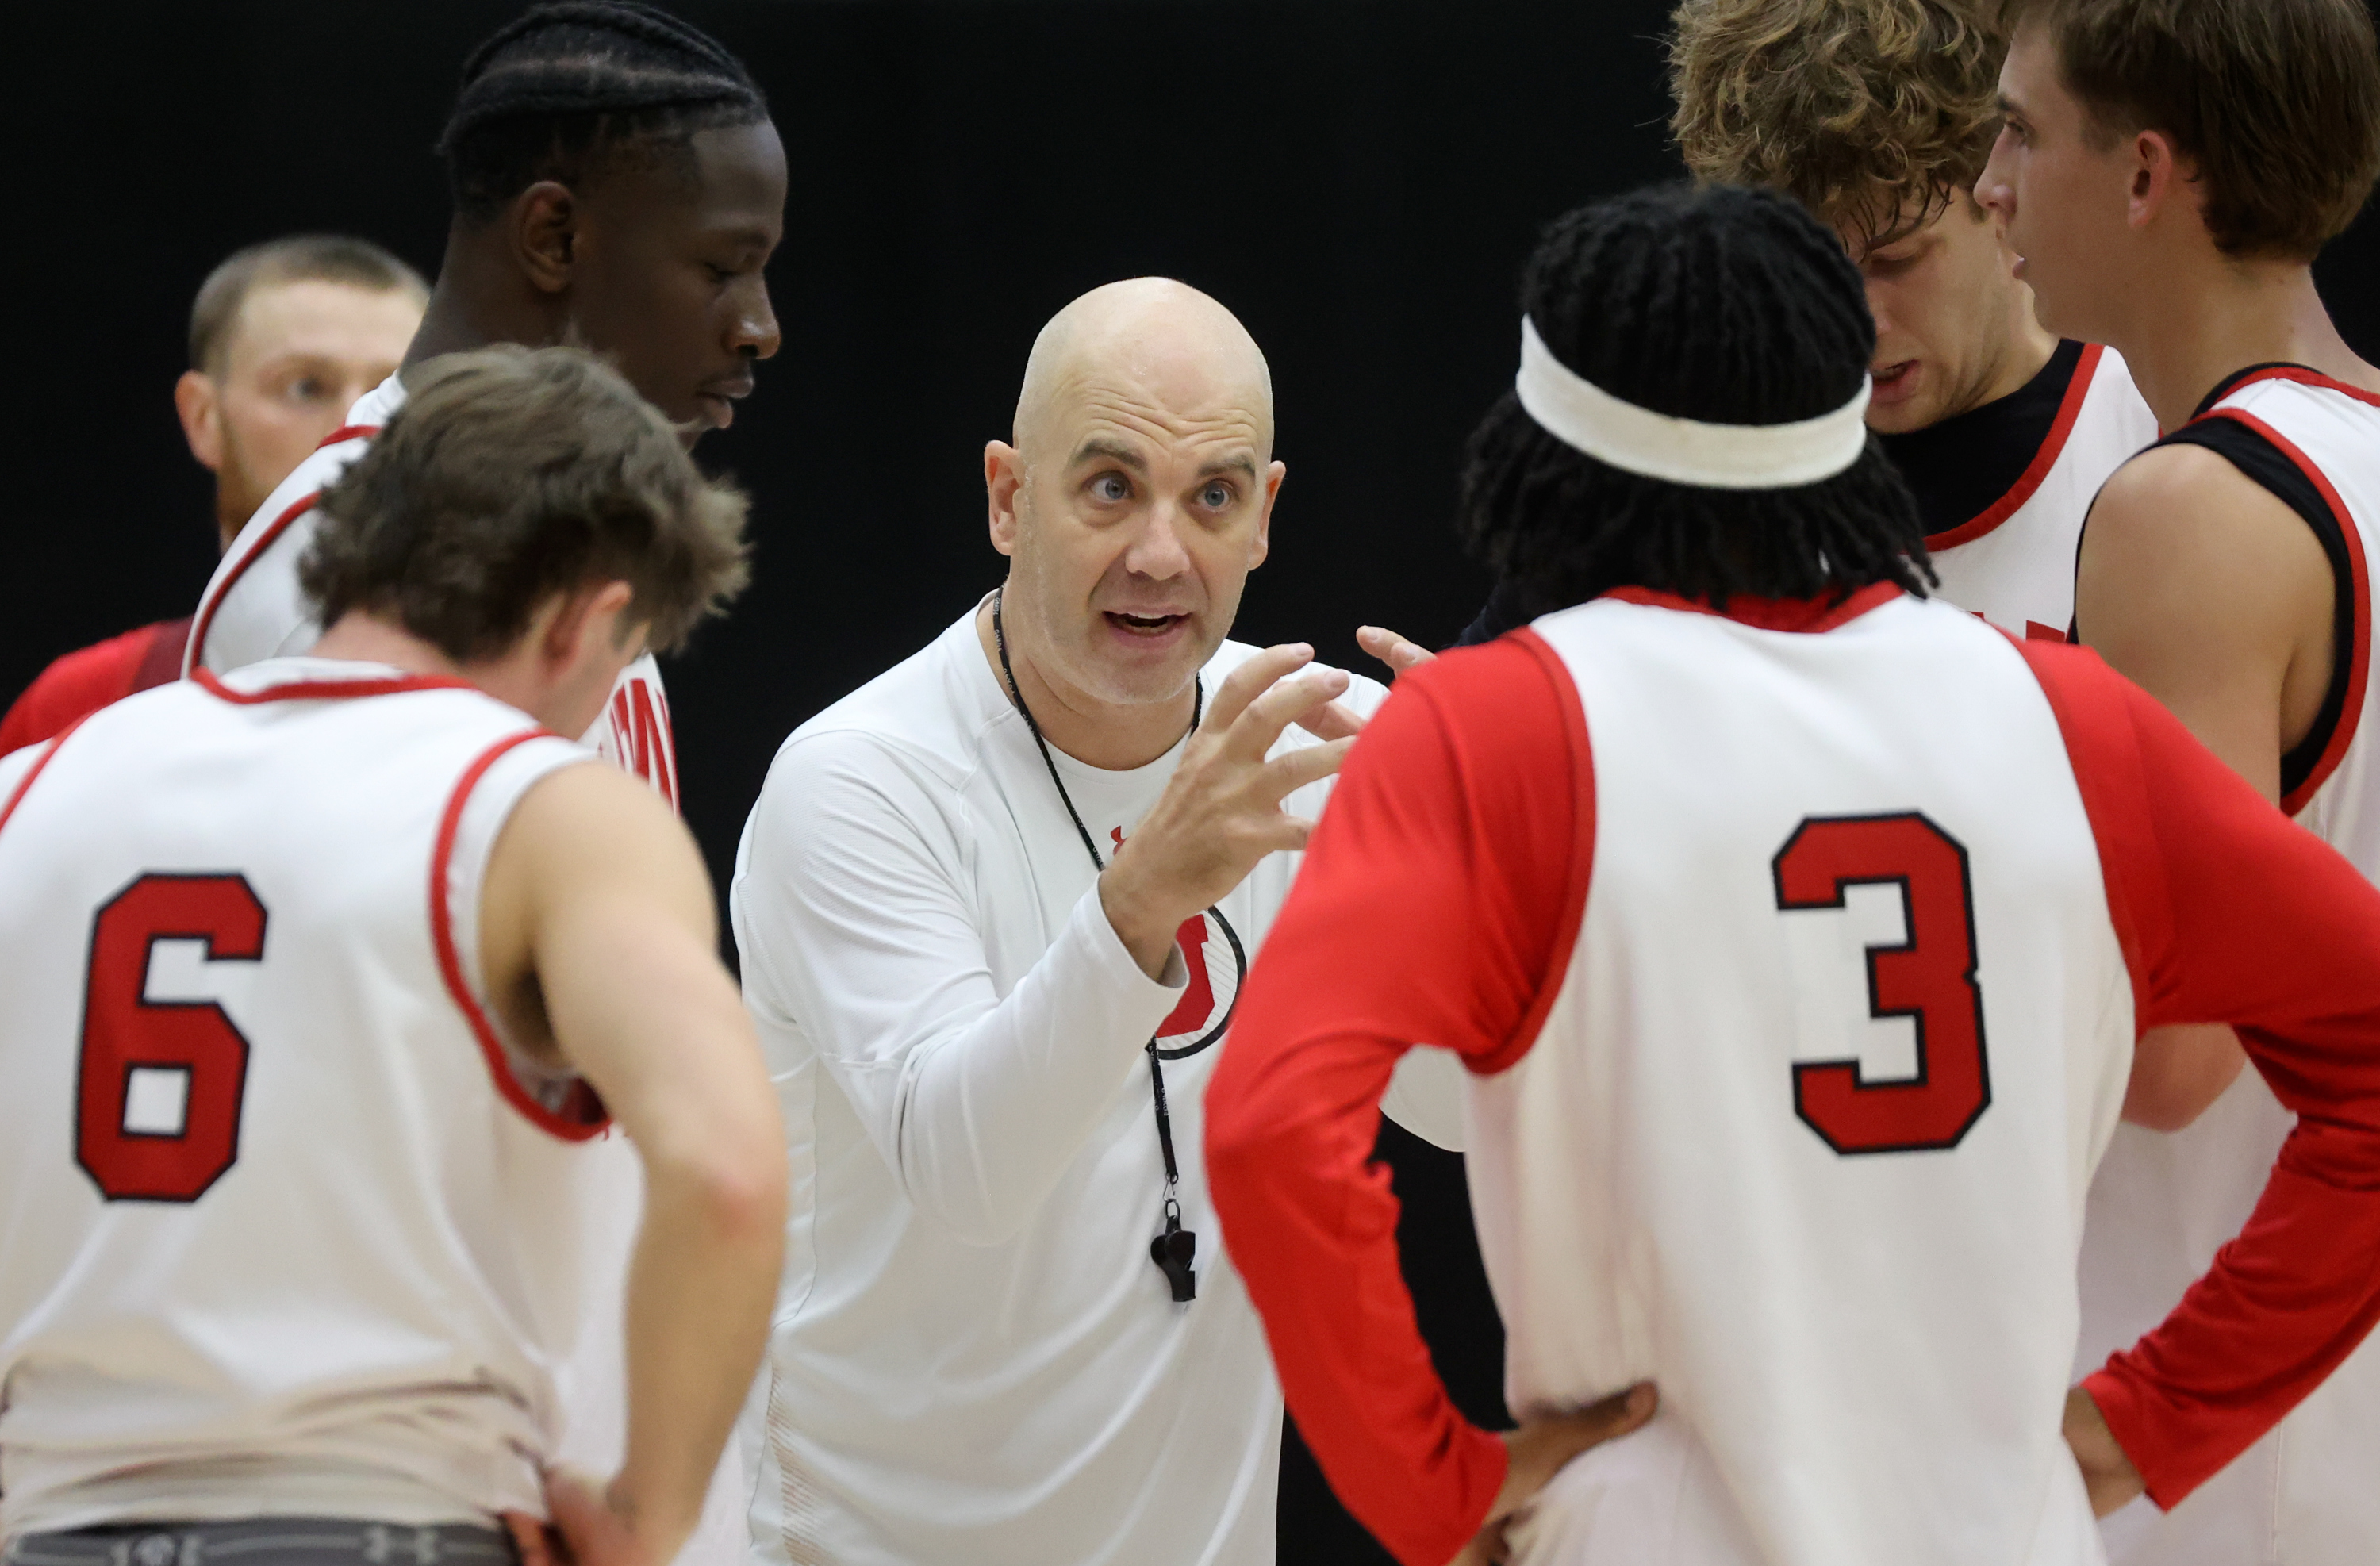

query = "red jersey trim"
[[429, 730, 608, 1143], [2197, 409, 2373, 816], [185, 490, 322, 678], [1927, 344, 2106, 551], [316, 423, 381, 449], [2014, 643, 2171, 1037], [193, 667, 478, 705], [1467, 628, 1597, 1077], [0, 720, 88, 840], [2217, 365, 2380, 411], [1603, 580, 1902, 634]]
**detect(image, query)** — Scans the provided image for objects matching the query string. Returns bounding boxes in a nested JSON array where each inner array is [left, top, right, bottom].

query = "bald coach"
[[729, 278, 1492, 1565]]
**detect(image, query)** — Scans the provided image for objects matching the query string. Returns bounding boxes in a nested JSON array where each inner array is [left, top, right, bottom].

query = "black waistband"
[[6, 1519, 514, 1566]]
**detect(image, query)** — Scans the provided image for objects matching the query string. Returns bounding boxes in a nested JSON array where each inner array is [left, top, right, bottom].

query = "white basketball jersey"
[[1475, 590, 2130, 1566], [186, 376, 680, 808], [1925, 345, 2159, 640], [2077, 367, 2380, 1566], [0, 660, 608, 1537]]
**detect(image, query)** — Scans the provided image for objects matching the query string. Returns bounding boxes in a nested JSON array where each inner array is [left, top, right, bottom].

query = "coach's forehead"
[[1014, 279, 1275, 466]]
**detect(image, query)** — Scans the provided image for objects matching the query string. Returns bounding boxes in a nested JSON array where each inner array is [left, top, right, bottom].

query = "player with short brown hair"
[[0, 235, 425, 755], [1981, 0, 2380, 1558], [0, 344, 778, 1566]]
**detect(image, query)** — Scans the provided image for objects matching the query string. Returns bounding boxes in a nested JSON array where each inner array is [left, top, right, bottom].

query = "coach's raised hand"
[[1102, 643, 1353, 979]]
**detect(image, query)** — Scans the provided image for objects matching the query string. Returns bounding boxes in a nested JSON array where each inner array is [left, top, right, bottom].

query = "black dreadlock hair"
[[1459, 182, 1933, 616], [438, 2, 768, 225]]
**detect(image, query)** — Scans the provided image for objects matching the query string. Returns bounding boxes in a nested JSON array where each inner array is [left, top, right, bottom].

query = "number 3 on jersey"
[[1772, 813, 1990, 1155], [77, 873, 266, 1202]]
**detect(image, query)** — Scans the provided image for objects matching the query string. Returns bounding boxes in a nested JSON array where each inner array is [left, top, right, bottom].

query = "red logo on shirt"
[[1113, 827, 1246, 1057]]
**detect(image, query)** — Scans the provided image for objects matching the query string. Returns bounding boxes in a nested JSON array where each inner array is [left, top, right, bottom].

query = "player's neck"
[[1979, 304, 2059, 414], [404, 234, 566, 367], [310, 613, 467, 681], [976, 596, 1198, 773], [2117, 259, 2379, 430]]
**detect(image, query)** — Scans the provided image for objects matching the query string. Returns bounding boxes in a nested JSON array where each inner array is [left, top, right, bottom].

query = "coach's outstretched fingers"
[[1357, 624, 1438, 676], [1449, 1384, 1660, 1566], [1100, 643, 1353, 977]]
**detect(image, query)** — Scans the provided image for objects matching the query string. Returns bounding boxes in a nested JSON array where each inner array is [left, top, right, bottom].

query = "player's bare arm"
[[2077, 447, 2336, 798], [1100, 643, 1353, 977], [2077, 445, 2338, 1130], [482, 754, 786, 1566]]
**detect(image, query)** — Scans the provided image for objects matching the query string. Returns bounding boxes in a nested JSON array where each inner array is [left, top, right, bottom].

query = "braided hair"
[[438, 2, 769, 225], [1459, 183, 1933, 616]]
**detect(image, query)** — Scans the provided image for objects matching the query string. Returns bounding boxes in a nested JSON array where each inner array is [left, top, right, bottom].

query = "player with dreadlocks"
[[1207, 183, 2380, 1566], [186, 1, 786, 812]]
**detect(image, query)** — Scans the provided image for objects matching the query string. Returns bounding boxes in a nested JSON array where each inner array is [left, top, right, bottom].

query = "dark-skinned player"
[[186, 0, 785, 812]]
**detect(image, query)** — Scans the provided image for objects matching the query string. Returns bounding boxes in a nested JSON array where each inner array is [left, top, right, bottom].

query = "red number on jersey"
[[1772, 813, 1990, 1154], [77, 873, 267, 1201]]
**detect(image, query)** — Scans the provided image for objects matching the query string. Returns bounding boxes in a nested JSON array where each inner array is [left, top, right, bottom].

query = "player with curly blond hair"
[[1376, 0, 2157, 672], [1669, 0, 2159, 634]]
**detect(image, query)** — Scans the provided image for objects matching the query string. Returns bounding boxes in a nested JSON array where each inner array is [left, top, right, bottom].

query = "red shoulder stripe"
[[0, 720, 89, 840], [1467, 627, 1598, 1076], [315, 423, 381, 450], [1928, 344, 2105, 551], [185, 489, 323, 677], [2215, 366, 2380, 410], [2012, 642, 2170, 1036], [428, 729, 607, 1142]]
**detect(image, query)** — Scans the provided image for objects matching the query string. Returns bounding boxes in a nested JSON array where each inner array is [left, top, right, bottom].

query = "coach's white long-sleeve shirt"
[[730, 605, 1448, 1566]]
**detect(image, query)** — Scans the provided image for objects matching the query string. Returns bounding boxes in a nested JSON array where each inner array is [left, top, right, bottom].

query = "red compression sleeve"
[[1206, 631, 1591, 1566], [2025, 643, 2380, 1507]]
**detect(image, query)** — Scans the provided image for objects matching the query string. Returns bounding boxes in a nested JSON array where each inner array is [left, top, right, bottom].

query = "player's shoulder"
[[2098, 436, 2300, 548], [768, 612, 988, 795], [1360, 632, 1580, 765]]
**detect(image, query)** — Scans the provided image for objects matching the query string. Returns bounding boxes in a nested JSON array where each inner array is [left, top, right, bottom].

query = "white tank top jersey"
[[185, 375, 681, 808], [2077, 366, 2380, 1566], [0, 660, 603, 1538], [1923, 344, 2159, 640], [178, 377, 749, 1566], [1477, 593, 2124, 1566]]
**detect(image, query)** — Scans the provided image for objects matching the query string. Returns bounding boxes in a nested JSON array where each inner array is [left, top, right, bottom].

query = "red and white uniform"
[[186, 376, 680, 807], [1925, 344, 2158, 640], [0, 660, 605, 1538], [1208, 588, 2380, 1566], [2077, 366, 2380, 1566]]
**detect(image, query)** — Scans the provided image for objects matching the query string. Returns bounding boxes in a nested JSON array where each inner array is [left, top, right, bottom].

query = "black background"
[[13, 3, 2380, 1560]]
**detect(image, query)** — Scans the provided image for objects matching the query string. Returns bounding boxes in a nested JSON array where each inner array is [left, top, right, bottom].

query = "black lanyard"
[[992, 589, 1231, 1303]]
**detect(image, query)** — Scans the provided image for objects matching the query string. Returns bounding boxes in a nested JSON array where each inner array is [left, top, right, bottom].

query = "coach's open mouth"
[[1105, 612, 1188, 636]]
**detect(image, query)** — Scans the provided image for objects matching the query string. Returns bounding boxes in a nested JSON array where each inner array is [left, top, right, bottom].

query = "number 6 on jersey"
[[1772, 812, 1990, 1155], [77, 873, 267, 1202]]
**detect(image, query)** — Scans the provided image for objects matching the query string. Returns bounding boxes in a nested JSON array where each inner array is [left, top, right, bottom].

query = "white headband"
[[1514, 317, 1873, 490]]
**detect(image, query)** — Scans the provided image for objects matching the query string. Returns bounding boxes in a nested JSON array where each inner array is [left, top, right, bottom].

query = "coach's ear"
[[512, 180, 581, 296], [985, 440, 1026, 557]]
